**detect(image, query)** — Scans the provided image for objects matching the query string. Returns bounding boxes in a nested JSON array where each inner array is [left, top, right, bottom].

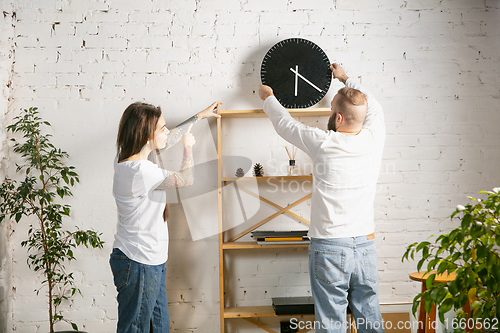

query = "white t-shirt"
[[112, 157, 169, 265], [263, 78, 386, 239]]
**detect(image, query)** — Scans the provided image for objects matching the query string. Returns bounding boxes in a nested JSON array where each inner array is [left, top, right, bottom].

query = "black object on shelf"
[[272, 296, 315, 315], [280, 320, 299, 333]]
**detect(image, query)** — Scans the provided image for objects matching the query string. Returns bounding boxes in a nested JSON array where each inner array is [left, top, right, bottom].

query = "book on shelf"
[[264, 237, 303, 241], [255, 236, 309, 242], [251, 230, 308, 238], [256, 240, 310, 245]]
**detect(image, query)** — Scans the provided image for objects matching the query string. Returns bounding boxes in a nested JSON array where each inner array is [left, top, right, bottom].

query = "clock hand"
[[294, 65, 298, 96], [289, 67, 323, 93]]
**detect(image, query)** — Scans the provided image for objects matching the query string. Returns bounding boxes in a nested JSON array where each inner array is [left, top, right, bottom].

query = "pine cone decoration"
[[253, 163, 264, 177], [235, 167, 245, 177]]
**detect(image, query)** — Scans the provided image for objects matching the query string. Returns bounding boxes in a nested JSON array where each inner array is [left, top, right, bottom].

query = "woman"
[[109, 101, 221, 333]]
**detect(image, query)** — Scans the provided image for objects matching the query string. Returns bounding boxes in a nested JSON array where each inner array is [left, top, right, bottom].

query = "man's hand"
[[330, 63, 349, 84], [197, 102, 223, 119], [259, 84, 274, 101]]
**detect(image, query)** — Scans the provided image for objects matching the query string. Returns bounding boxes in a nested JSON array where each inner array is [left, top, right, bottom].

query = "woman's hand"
[[197, 102, 223, 119], [183, 124, 196, 146]]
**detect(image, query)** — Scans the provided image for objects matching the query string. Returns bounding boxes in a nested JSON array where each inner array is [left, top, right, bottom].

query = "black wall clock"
[[261, 38, 331, 109]]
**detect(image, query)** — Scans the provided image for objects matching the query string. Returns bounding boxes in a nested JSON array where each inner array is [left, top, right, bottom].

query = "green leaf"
[[417, 241, 431, 252], [424, 295, 434, 314], [461, 214, 472, 228], [439, 298, 454, 317], [471, 224, 483, 239], [476, 245, 489, 260], [428, 257, 440, 270], [412, 298, 420, 316], [440, 236, 450, 248], [417, 257, 426, 272], [437, 261, 448, 275], [426, 273, 436, 290], [449, 229, 459, 242], [448, 279, 459, 296]]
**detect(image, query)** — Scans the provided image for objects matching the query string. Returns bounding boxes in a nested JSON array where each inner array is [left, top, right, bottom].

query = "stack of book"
[[250, 230, 309, 245]]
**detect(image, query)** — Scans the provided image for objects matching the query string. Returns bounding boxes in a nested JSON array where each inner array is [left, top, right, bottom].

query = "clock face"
[[261, 38, 331, 109]]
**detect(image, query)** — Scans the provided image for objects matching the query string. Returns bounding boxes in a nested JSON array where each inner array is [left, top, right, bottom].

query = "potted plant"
[[0, 107, 104, 333], [402, 188, 500, 332]]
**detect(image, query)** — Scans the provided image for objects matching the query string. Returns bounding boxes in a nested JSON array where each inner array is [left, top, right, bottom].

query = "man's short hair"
[[335, 87, 368, 125]]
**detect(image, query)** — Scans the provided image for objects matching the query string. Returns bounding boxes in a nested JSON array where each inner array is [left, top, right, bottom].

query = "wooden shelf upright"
[[216, 107, 330, 333]]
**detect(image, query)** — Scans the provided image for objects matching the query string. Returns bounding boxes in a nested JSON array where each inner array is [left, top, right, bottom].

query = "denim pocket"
[[314, 250, 345, 284], [362, 249, 378, 283], [110, 251, 131, 290]]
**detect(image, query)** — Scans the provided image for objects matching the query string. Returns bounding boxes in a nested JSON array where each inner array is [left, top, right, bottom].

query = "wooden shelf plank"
[[220, 109, 331, 118], [223, 241, 309, 249], [224, 306, 277, 318], [223, 175, 312, 182], [223, 305, 315, 318]]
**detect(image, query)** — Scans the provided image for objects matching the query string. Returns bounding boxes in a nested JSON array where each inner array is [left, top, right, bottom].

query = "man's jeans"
[[309, 236, 384, 333], [109, 248, 170, 333]]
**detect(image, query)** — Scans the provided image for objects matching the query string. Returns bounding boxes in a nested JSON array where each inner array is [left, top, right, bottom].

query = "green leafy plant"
[[402, 189, 500, 332], [0, 107, 104, 333]]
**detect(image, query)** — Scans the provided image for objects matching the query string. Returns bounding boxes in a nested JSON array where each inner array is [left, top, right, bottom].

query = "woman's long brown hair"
[[116, 102, 162, 163], [116, 102, 169, 221]]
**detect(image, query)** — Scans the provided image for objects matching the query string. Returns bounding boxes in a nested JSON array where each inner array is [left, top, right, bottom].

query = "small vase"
[[288, 160, 297, 175]]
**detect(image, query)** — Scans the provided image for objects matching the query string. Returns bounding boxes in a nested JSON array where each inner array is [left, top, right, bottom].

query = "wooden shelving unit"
[[216, 107, 329, 333]]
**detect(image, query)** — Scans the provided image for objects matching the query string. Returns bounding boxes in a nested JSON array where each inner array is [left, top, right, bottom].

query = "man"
[[259, 63, 385, 333]]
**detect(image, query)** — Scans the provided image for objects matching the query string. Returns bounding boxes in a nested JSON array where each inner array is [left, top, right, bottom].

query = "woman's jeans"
[[109, 248, 170, 333], [309, 236, 384, 333]]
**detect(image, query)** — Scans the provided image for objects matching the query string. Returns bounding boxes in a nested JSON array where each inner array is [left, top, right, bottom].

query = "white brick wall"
[[0, 2, 14, 332], [0, 0, 499, 332]]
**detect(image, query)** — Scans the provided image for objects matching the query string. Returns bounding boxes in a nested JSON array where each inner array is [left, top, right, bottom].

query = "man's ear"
[[336, 112, 343, 124]]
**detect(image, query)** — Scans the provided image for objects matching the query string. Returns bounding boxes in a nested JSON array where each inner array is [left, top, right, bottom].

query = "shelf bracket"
[[242, 318, 278, 333], [241, 318, 313, 333], [227, 188, 312, 242], [236, 184, 310, 225]]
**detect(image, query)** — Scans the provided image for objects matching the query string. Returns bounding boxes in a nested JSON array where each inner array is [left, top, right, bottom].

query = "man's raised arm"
[[330, 63, 385, 134], [259, 85, 327, 158]]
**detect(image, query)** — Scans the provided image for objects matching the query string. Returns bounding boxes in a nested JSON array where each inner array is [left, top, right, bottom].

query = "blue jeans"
[[309, 237, 384, 333], [109, 248, 170, 333]]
